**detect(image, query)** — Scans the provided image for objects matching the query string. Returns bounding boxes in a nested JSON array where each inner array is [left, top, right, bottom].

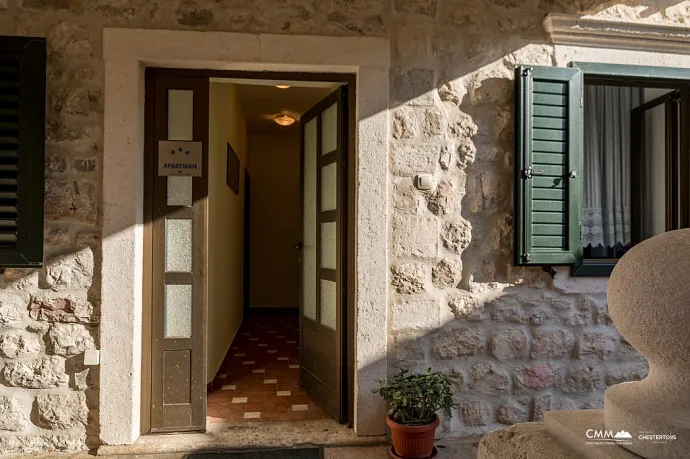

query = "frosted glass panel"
[[321, 222, 336, 270], [167, 176, 193, 207], [320, 279, 337, 330], [164, 284, 192, 338], [165, 219, 192, 273], [321, 103, 337, 155], [302, 119, 317, 320], [168, 90, 193, 141], [321, 162, 337, 211]]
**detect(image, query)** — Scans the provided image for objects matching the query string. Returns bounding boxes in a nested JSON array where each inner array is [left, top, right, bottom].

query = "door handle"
[[295, 242, 303, 251]]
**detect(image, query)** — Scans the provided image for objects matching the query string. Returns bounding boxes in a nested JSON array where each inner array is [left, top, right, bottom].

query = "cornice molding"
[[543, 13, 690, 54]]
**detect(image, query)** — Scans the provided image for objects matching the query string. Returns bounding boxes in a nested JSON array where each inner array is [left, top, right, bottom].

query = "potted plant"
[[374, 368, 456, 459]]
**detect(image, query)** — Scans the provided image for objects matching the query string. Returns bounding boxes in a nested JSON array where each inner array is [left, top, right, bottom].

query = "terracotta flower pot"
[[386, 414, 439, 459]]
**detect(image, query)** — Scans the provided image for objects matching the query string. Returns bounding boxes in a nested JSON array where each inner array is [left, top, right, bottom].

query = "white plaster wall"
[[102, 29, 390, 444], [101, 58, 145, 445]]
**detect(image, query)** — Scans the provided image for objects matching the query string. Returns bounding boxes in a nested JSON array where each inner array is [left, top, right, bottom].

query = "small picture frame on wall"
[[227, 142, 240, 194]]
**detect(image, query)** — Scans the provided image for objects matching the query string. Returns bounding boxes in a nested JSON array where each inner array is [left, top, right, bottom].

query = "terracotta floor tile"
[[308, 402, 329, 420], [290, 391, 314, 405], [207, 312, 335, 423]]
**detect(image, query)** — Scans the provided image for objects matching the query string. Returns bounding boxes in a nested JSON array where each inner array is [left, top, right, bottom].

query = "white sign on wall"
[[158, 140, 203, 177]]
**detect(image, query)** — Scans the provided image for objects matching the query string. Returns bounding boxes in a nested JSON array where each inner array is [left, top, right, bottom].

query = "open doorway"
[[142, 70, 354, 434], [206, 79, 340, 425]]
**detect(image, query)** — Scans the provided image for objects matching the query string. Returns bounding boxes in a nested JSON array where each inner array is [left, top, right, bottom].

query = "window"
[[514, 63, 690, 276], [0, 36, 46, 267]]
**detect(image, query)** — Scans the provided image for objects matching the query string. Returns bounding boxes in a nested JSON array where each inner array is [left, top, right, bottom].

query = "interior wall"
[[247, 130, 301, 309], [207, 82, 247, 383]]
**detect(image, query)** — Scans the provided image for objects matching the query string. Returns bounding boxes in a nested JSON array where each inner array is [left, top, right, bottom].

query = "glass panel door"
[[149, 75, 209, 432], [299, 87, 346, 421]]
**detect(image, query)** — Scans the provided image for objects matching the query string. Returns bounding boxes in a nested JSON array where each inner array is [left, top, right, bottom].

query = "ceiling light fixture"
[[273, 114, 296, 126], [275, 84, 291, 89]]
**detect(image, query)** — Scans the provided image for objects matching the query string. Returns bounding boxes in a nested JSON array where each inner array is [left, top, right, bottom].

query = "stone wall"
[[0, 0, 686, 453]]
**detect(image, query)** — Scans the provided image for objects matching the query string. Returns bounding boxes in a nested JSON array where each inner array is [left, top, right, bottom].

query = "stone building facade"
[[1, 0, 683, 454]]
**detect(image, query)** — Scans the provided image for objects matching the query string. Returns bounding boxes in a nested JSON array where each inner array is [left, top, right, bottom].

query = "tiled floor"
[[207, 312, 329, 424]]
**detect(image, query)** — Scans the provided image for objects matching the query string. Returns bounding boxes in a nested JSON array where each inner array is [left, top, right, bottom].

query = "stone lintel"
[[544, 410, 639, 459], [544, 13, 690, 55]]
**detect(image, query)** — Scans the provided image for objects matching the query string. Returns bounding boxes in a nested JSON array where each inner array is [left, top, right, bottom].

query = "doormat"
[[187, 447, 323, 459]]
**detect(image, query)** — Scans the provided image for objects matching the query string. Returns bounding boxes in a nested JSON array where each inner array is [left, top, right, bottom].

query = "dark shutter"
[[0, 36, 45, 267], [514, 65, 582, 266]]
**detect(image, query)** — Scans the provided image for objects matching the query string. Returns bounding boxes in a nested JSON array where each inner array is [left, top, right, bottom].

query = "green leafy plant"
[[374, 368, 456, 426]]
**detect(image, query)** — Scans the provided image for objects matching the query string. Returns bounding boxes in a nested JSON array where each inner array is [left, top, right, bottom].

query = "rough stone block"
[[390, 143, 439, 176], [467, 171, 509, 215], [578, 330, 619, 359], [531, 328, 574, 358], [0, 433, 86, 454], [48, 323, 95, 357], [36, 392, 88, 429], [427, 178, 463, 217], [440, 219, 472, 254], [564, 363, 603, 393], [394, 26, 427, 63], [431, 259, 462, 289], [528, 308, 556, 325], [432, 327, 485, 359], [460, 400, 491, 426], [467, 361, 510, 393], [72, 158, 97, 172], [390, 262, 427, 294], [392, 178, 424, 214], [491, 305, 527, 324], [447, 109, 478, 139], [44, 180, 98, 225], [392, 332, 426, 365], [176, 0, 214, 26], [456, 138, 477, 169], [531, 393, 552, 421], [497, 403, 528, 425], [421, 108, 442, 139], [51, 88, 101, 116], [0, 329, 42, 358], [391, 215, 438, 259], [30, 297, 94, 323], [41, 248, 94, 291], [392, 67, 435, 105], [491, 329, 528, 361], [0, 292, 30, 327], [391, 300, 439, 331], [604, 362, 649, 387], [514, 363, 564, 391], [0, 396, 28, 431], [446, 293, 487, 321], [3, 356, 69, 389], [392, 107, 419, 139], [48, 22, 92, 61]]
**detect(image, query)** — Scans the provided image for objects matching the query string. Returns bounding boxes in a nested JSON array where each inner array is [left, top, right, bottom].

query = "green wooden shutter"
[[514, 65, 583, 266], [0, 36, 45, 267]]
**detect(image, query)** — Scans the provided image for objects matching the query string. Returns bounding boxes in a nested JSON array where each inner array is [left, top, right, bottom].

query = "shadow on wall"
[[0, 0, 681, 453]]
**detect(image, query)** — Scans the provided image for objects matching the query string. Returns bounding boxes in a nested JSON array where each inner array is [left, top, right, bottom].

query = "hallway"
[[207, 313, 329, 423]]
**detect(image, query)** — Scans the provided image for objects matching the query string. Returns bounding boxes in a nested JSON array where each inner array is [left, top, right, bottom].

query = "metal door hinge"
[[521, 166, 544, 179], [521, 253, 531, 263]]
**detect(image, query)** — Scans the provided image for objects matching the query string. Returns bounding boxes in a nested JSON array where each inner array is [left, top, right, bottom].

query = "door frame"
[[141, 68, 357, 434], [102, 29, 389, 444]]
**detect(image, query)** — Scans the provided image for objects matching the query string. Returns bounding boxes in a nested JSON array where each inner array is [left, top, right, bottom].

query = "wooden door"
[[299, 87, 347, 421], [149, 74, 209, 432]]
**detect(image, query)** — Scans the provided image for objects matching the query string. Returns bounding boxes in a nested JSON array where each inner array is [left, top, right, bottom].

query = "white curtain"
[[582, 86, 641, 252]]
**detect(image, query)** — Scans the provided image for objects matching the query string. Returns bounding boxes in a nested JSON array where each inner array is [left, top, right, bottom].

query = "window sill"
[[570, 260, 616, 277]]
